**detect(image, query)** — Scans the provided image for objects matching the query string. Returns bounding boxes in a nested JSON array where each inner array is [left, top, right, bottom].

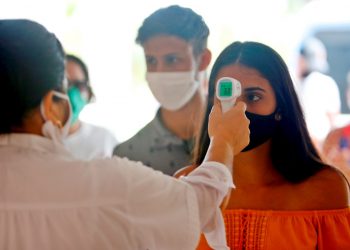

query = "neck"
[[11, 107, 44, 136], [160, 90, 206, 140], [233, 141, 284, 187]]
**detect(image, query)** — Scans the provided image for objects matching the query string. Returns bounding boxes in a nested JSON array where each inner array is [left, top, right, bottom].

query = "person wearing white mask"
[[0, 19, 250, 249], [113, 5, 212, 175]]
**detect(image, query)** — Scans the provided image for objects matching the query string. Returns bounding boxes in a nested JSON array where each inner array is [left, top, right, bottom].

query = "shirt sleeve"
[[181, 161, 234, 250], [119, 157, 199, 250], [115, 157, 232, 250]]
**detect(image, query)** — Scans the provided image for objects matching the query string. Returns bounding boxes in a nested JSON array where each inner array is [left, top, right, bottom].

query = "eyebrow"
[[146, 51, 180, 56], [163, 53, 182, 58], [145, 53, 180, 60], [243, 87, 266, 92]]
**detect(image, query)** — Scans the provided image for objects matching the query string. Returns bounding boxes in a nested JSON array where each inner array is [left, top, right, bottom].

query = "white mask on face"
[[40, 91, 72, 144], [146, 71, 202, 111]]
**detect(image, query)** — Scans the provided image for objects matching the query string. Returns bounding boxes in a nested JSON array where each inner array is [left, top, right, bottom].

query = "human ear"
[[198, 48, 212, 71], [42, 91, 63, 128]]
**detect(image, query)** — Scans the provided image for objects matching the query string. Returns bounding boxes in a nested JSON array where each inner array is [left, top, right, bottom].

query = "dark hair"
[[299, 37, 329, 75], [0, 19, 65, 133], [65, 54, 94, 101], [136, 5, 209, 56], [194, 41, 325, 183]]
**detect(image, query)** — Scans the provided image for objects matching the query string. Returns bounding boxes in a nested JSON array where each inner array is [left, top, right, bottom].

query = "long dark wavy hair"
[[194, 41, 325, 183]]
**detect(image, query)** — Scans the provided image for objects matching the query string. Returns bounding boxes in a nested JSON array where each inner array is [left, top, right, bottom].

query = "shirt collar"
[[152, 109, 173, 137], [152, 109, 195, 150], [0, 133, 72, 156]]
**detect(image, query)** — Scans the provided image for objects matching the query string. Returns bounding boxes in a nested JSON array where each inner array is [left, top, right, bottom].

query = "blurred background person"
[[113, 5, 212, 175], [65, 54, 118, 160], [295, 37, 341, 151], [323, 70, 350, 181]]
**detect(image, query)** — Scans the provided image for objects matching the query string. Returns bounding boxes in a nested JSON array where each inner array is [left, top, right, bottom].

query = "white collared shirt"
[[0, 133, 233, 250]]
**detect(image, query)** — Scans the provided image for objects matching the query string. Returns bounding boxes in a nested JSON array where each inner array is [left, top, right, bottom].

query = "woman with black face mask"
[[176, 41, 350, 250]]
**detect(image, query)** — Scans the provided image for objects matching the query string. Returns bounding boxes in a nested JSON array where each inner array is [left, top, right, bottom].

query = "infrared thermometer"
[[216, 77, 242, 113]]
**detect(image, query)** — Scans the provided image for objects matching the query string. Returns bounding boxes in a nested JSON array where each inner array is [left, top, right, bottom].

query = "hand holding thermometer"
[[216, 77, 242, 113]]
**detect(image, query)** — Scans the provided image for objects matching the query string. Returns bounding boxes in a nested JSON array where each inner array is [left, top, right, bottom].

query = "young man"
[[113, 5, 212, 175]]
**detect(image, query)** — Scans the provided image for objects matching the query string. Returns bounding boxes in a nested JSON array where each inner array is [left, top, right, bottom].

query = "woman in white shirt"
[[64, 54, 118, 160], [0, 19, 249, 250]]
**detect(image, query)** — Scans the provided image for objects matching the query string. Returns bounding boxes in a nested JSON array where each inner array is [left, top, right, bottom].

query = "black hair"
[[136, 5, 209, 56], [0, 19, 65, 133], [194, 41, 325, 183], [65, 54, 94, 101]]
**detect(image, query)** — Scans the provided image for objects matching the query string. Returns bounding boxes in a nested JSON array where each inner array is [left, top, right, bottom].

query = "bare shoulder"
[[298, 166, 350, 209]]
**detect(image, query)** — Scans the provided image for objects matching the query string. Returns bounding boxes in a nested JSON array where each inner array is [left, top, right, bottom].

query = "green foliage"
[[66, 1, 77, 17]]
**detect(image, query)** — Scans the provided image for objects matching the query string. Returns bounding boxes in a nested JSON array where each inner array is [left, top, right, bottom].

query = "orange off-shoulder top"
[[197, 208, 350, 250]]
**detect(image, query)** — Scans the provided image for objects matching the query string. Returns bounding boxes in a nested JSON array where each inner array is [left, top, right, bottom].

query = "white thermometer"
[[216, 77, 242, 113]]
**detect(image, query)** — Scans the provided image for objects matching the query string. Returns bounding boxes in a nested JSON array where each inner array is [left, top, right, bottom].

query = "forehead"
[[216, 64, 271, 89], [65, 60, 86, 81], [142, 35, 194, 56]]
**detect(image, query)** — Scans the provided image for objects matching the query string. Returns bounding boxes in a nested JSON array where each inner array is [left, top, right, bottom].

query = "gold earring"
[[275, 113, 282, 121], [53, 119, 63, 128]]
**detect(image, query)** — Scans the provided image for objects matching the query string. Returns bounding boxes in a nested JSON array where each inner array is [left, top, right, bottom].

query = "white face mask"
[[146, 71, 202, 111], [40, 91, 72, 144]]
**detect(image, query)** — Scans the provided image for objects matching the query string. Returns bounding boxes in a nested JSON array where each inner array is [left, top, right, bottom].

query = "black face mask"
[[242, 111, 279, 152]]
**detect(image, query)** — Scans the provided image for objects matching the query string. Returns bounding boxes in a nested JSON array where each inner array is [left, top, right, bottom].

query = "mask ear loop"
[[40, 91, 68, 128], [52, 91, 71, 127]]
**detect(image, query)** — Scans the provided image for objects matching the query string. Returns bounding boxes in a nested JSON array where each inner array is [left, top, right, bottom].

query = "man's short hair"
[[136, 5, 209, 56], [299, 37, 329, 73]]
